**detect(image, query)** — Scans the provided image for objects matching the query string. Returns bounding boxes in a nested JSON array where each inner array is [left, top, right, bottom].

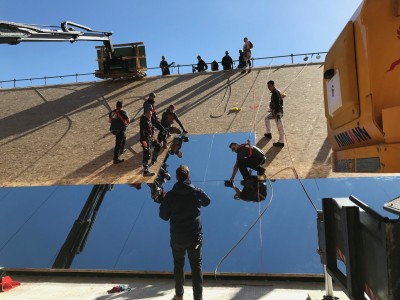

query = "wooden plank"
[[0, 63, 387, 187]]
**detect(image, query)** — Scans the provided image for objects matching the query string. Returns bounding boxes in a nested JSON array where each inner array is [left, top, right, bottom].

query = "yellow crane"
[[323, 0, 400, 173]]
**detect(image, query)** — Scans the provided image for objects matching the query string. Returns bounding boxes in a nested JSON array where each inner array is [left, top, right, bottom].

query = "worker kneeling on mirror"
[[228, 141, 266, 202]]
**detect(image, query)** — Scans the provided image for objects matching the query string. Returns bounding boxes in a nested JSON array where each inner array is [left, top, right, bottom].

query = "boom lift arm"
[[0, 20, 147, 79], [0, 20, 114, 60]]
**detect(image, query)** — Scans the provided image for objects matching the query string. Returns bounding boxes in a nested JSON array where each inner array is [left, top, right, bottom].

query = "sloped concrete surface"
[[0, 63, 337, 187]]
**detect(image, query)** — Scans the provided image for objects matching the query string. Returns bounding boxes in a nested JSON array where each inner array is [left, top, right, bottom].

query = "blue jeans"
[[171, 240, 203, 300]]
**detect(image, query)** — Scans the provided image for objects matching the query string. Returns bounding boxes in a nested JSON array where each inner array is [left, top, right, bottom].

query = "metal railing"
[[0, 51, 327, 89]]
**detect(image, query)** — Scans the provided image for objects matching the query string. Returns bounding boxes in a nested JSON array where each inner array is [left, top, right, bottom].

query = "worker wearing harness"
[[229, 141, 266, 184], [143, 92, 165, 134], [157, 105, 187, 147], [109, 101, 129, 164], [140, 110, 161, 177]]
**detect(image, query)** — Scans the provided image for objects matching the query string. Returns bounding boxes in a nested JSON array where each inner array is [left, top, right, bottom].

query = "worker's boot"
[[113, 158, 124, 164]]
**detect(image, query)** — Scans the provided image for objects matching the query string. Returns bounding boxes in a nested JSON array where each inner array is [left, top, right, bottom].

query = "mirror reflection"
[[0, 132, 399, 276]]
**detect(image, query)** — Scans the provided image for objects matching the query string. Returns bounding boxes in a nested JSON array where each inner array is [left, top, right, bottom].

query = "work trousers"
[[113, 130, 126, 160], [142, 140, 161, 168], [265, 113, 285, 143], [238, 156, 265, 179], [244, 51, 252, 69], [157, 126, 181, 144], [171, 240, 203, 300]]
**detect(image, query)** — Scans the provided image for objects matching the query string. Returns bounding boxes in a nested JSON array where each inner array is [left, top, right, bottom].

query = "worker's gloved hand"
[[141, 140, 148, 148], [182, 130, 188, 134]]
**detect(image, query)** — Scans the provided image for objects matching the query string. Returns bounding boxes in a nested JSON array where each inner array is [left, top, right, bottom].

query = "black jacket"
[[139, 114, 153, 142], [221, 55, 233, 70], [270, 89, 284, 115], [159, 180, 210, 245], [109, 109, 129, 132], [197, 59, 208, 72], [160, 109, 184, 130]]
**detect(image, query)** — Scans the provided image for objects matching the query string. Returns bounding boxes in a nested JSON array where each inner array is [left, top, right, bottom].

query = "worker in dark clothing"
[[264, 80, 285, 147], [140, 110, 161, 176], [109, 101, 129, 164], [238, 49, 245, 69], [211, 60, 219, 71], [157, 105, 188, 147], [229, 141, 266, 183], [221, 51, 234, 70], [143, 92, 165, 135], [159, 165, 211, 300], [192, 55, 208, 72], [160, 56, 172, 76]]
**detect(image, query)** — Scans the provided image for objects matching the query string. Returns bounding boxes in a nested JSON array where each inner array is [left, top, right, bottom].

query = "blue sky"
[[0, 0, 362, 87]]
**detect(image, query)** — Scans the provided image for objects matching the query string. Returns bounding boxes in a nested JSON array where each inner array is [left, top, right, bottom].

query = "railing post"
[[76, 73, 78, 82], [44, 76, 47, 86], [177, 64, 180, 74], [13, 79, 16, 88], [291, 54, 294, 64]]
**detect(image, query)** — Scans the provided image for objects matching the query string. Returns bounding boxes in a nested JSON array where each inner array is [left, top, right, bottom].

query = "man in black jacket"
[[229, 141, 266, 184], [160, 56, 171, 75], [221, 51, 233, 70], [192, 55, 208, 72], [159, 165, 211, 300], [109, 101, 129, 164], [264, 80, 286, 147]]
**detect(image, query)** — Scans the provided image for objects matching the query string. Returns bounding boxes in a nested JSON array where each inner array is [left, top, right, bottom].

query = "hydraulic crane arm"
[[0, 20, 112, 44], [0, 20, 147, 80]]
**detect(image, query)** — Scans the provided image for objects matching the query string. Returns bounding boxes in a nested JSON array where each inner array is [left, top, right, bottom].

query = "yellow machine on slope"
[[323, 0, 400, 173]]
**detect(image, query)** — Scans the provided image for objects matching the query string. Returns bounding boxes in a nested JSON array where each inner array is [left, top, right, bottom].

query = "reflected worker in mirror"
[[225, 176, 267, 202], [159, 165, 211, 300], [229, 141, 266, 185]]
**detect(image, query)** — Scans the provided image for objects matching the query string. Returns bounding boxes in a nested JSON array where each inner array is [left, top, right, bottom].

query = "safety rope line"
[[202, 133, 216, 189], [214, 178, 274, 278], [113, 196, 148, 269], [0, 189, 12, 203], [210, 75, 232, 118], [0, 186, 59, 252], [282, 122, 318, 212], [282, 56, 312, 93], [248, 58, 274, 140]]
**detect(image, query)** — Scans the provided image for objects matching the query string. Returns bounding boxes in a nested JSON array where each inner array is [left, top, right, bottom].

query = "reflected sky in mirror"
[[0, 132, 399, 274]]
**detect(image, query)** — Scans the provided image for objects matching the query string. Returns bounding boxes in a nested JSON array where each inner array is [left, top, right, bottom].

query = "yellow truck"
[[323, 0, 400, 173]]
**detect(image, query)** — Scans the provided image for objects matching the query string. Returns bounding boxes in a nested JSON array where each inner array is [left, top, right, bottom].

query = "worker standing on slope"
[[264, 80, 285, 147], [109, 101, 129, 164], [242, 37, 252, 74], [140, 110, 161, 176]]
